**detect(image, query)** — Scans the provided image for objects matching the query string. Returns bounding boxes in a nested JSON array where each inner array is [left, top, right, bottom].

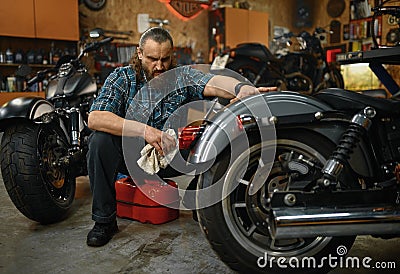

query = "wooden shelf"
[[0, 91, 45, 106], [0, 63, 54, 68]]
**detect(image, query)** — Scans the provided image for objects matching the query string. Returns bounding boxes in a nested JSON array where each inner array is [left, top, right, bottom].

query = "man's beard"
[[143, 65, 166, 81]]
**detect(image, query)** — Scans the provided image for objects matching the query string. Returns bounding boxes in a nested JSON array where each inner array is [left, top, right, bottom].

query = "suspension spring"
[[320, 107, 376, 187], [69, 107, 80, 151], [331, 124, 363, 163]]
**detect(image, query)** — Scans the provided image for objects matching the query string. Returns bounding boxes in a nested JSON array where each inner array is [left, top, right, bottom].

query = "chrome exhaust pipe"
[[269, 206, 400, 239]]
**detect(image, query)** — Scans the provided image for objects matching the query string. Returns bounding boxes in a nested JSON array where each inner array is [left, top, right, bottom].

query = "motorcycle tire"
[[226, 57, 287, 89], [1, 120, 76, 224], [329, 67, 345, 89], [197, 129, 356, 274], [316, 67, 344, 92]]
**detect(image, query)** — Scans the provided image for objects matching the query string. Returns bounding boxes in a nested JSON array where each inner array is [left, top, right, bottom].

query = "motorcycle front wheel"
[[1, 120, 75, 224], [316, 66, 345, 92], [197, 130, 356, 274], [328, 66, 345, 89]]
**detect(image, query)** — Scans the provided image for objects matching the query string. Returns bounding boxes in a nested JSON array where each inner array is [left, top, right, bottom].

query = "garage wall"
[[79, 0, 308, 62], [79, 0, 209, 58], [79, 0, 392, 62]]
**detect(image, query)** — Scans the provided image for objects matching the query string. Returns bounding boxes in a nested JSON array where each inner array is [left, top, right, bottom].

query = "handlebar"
[[274, 27, 329, 41], [273, 32, 294, 40], [372, 6, 400, 16], [76, 37, 114, 61], [84, 37, 114, 52], [26, 68, 57, 87]]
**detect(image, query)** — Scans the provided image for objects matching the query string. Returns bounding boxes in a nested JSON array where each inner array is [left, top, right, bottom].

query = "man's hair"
[[131, 27, 176, 81], [139, 27, 174, 50]]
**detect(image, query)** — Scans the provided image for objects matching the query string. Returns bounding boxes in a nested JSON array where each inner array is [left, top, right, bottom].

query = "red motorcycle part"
[[178, 125, 203, 150]]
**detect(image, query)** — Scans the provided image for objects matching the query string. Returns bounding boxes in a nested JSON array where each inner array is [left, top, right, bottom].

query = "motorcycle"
[[0, 2, 397, 271], [211, 27, 344, 95], [0, 37, 113, 224], [182, 29, 399, 274], [181, 79, 400, 274]]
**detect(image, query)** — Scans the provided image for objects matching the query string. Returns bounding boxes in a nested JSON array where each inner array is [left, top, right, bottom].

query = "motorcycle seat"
[[315, 88, 400, 116], [235, 43, 280, 64]]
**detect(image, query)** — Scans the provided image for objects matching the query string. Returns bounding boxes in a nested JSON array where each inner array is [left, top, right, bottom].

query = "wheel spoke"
[[269, 237, 307, 251], [233, 202, 246, 209], [258, 157, 265, 167], [38, 126, 71, 200], [244, 224, 257, 237], [219, 138, 335, 259]]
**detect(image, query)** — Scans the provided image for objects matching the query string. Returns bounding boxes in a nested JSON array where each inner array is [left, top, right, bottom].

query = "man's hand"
[[144, 125, 176, 156], [231, 86, 278, 103], [257, 86, 278, 93]]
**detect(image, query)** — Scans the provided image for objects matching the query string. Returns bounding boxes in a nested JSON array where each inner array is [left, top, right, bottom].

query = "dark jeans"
[[87, 131, 189, 223]]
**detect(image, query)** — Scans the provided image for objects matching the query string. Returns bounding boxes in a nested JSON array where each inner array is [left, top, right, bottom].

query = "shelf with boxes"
[[348, 16, 382, 51], [0, 36, 78, 92], [348, 0, 383, 51], [92, 42, 137, 85]]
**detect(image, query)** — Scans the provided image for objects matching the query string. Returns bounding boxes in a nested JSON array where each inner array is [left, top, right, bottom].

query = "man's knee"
[[88, 131, 120, 156]]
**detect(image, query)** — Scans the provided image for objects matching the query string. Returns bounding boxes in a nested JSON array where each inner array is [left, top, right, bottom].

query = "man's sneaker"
[[87, 220, 118, 247]]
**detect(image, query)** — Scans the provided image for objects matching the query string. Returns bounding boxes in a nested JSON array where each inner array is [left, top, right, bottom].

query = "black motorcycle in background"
[[0, 37, 113, 224], [212, 27, 344, 94], [277, 27, 344, 93]]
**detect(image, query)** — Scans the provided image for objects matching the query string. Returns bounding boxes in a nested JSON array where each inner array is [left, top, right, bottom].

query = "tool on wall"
[[148, 18, 170, 28], [89, 28, 133, 40], [137, 15, 170, 33]]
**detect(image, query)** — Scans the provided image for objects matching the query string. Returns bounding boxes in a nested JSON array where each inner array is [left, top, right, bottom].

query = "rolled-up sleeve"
[[181, 66, 214, 100]]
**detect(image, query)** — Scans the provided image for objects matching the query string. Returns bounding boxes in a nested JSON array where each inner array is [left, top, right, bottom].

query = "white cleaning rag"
[[137, 129, 178, 175]]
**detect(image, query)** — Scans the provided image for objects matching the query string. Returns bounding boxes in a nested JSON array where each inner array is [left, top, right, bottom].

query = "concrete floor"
[[0, 175, 399, 274]]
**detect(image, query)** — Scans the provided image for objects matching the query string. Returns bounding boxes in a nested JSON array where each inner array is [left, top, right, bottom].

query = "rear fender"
[[190, 91, 375, 177], [191, 91, 331, 164], [0, 97, 54, 131]]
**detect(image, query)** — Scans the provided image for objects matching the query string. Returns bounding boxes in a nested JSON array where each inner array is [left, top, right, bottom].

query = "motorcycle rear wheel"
[[197, 130, 356, 274], [1, 120, 75, 224]]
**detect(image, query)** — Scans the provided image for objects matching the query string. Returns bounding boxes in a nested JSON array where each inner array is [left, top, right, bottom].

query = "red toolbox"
[[115, 177, 179, 224]]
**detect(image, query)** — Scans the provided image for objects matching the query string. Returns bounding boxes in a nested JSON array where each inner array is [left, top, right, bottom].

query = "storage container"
[[115, 177, 179, 224]]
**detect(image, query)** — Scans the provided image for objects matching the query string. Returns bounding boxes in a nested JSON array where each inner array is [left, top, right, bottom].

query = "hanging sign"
[[159, 0, 212, 20]]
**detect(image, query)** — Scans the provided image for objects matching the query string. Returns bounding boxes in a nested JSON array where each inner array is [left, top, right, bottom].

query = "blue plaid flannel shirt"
[[90, 65, 214, 130]]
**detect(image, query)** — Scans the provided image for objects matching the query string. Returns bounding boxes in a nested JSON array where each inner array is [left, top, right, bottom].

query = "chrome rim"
[[37, 125, 72, 204], [222, 139, 332, 258]]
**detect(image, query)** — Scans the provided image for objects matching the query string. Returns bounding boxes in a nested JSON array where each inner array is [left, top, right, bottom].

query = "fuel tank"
[[46, 65, 97, 100]]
